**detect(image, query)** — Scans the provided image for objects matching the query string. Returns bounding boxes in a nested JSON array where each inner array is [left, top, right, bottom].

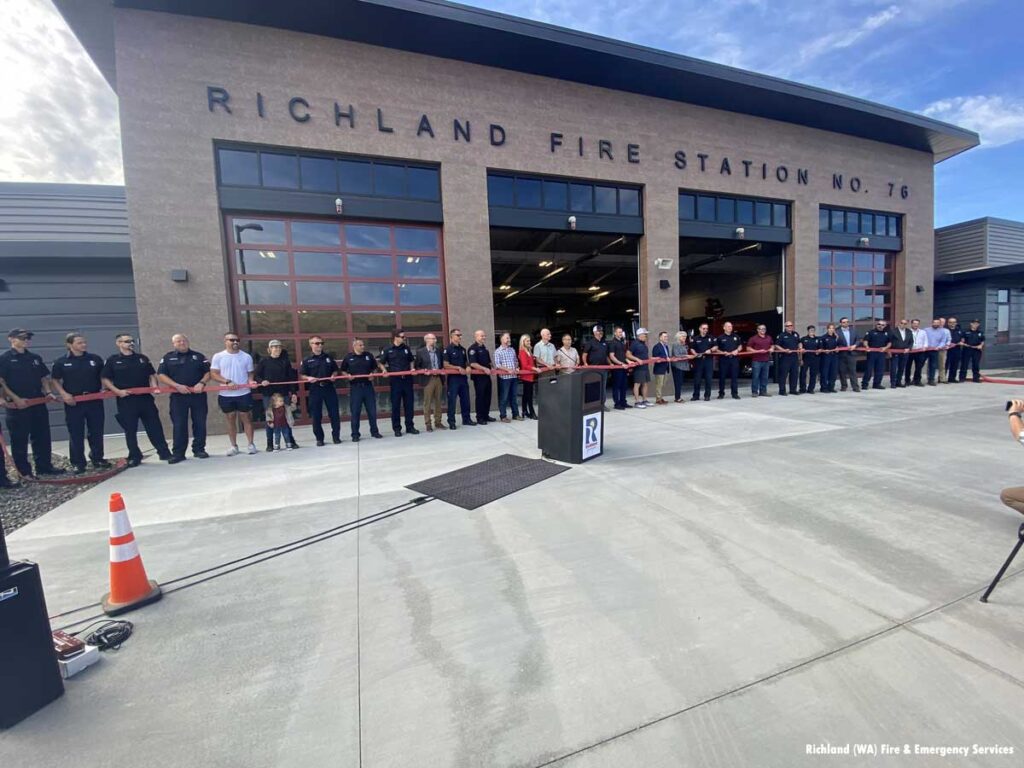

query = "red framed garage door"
[[226, 214, 446, 419]]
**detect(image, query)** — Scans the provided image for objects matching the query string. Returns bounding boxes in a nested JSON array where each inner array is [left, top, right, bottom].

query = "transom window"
[[679, 192, 790, 228], [820, 206, 900, 238], [818, 249, 893, 334], [487, 173, 642, 217], [217, 145, 440, 201]]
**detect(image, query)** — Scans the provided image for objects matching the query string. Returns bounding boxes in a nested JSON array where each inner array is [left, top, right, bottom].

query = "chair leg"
[[980, 522, 1024, 603]]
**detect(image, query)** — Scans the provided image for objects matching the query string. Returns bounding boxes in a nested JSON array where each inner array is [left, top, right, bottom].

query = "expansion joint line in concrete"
[[357, 443, 364, 768], [531, 567, 1024, 768]]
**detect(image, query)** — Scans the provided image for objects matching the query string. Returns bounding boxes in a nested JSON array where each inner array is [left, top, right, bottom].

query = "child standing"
[[268, 392, 295, 451]]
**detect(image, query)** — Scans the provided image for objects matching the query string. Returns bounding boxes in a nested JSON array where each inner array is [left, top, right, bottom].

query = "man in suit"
[[888, 318, 913, 388], [651, 331, 672, 404], [835, 316, 860, 392], [414, 332, 446, 432]]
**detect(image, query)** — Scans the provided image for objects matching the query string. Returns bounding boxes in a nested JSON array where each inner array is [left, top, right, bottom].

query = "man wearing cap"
[[582, 325, 610, 409], [50, 332, 113, 474], [379, 329, 418, 437], [101, 332, 173, 467], [0, 328, 64, 476], [157, 333, 211, 463], [626, 328, 651, 408], [607, 326, 631, 410]]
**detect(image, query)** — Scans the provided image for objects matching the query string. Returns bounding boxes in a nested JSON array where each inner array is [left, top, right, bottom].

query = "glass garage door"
[[226, 215, 446, 419]]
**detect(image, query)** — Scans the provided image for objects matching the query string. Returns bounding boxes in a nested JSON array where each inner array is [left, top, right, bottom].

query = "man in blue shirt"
[[923, 318, 950, 386]]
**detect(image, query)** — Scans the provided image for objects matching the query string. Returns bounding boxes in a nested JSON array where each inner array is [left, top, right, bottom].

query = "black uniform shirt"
[[467, 342, 492, 368], [607, 337, 627, 363], [0, 348, 49, 399], [864, 329, 891, 349], [628, 340, 649, 360], [51, 352, 105, 395], [157, 349, 210, 387], [715, 334, 741, 353], [948, 327, 966, 345], [300, 352, 338, 387], [341, 352, 378, 385], [582, 337, 610, 365], [776, 330, 801, 350], [963, 329, 985, 346], [800, 335, 822, 352], [379, 343, 414, 372], [443, 343, 468, 376], [101, 352, 156, 390], [691, 334, 716, 355], [819, 334, 839, 350]]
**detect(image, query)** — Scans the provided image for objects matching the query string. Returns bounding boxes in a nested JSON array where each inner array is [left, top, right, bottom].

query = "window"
[[679, 194, 696, 220], [680, 191, 788, 229], [737, 200, 754, 225], [216, 145, 439, 203], [817, 248, 893, 333], [697, 196, 716, 221], [756, 202, 772, 227], [300, 156, 337, 192], [219, 149, 259, 186], [487, 172, 640, 216], [260, 153, 299, 189], [291, 221, 340, 247], [716, 197, 735, 223], [997, 289, 1010, 343], [820, 206, 902, 239]]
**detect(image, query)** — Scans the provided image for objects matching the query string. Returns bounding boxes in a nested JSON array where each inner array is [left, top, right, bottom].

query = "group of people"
[[0, 315, 985, 484]]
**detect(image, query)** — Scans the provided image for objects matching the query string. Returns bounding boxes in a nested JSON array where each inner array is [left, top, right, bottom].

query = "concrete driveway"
[[3, 381, 1023, 767]]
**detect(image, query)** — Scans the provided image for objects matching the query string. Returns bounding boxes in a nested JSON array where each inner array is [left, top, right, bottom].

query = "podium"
[[537, 370, 605, 463]]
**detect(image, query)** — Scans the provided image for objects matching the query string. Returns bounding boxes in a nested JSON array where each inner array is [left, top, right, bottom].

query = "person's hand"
[[12, 395, 27, 408], [1010, 399, 1024, 415], [175, 384, 190, 395], [116, 388, 130, 399], [303, 375, 317, 383], [192, 382, 205, 393], [260, 379, 270, 387], [60, 392, 75, 406]]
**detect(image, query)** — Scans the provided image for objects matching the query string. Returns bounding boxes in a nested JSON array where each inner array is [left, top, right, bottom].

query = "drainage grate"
[[406, 453, 569, 510]]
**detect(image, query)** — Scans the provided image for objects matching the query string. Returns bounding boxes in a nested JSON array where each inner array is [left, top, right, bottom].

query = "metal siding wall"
[[934, 280, 986, 331], [0, 184, 128, 243], [986, 220, 1024, 267], [935, 220, 987, 273], [0, 256, 139, 439]]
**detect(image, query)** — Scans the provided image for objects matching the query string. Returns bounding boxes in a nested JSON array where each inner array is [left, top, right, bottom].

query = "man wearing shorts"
[[210, 332, 257, 455]]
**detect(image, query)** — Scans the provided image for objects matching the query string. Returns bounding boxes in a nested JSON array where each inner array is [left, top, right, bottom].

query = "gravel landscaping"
[[1, 453, 112, 535]]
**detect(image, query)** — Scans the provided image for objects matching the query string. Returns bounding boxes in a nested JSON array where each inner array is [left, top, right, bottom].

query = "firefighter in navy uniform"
[[713, 321, 742, 400], [340, 339, 384, 441], [690, 323, 716, 401], [156, 333, 211, 463], [379, 329, 418, 437], [0, 328, 63, 477], [101, 333, 172, 467], [946, 317, 965, 383], [50, 332, 113, 474], [799, 325, 822, 394], [300, 336, 341, 446], [960, 320, 985, 382], [774, 321, 801, 395], [468, 330, 495, 424], [860, 320, 891, 390], [443, 329, 475, 428]]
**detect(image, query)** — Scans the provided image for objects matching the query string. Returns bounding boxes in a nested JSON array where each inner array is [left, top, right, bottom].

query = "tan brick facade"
[[113, 8, 934, 365]]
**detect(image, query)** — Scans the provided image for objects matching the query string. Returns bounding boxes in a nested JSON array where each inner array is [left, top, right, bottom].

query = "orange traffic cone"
[[101, 492, 162, 616]]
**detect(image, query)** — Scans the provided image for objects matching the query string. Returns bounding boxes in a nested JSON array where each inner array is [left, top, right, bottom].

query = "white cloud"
[[0, 0, 123, 184], [795, 5, 901, 70], [922, 95, 1024, 148]]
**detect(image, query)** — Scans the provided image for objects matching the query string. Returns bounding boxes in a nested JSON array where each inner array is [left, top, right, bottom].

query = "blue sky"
[[0, 0, 1021, 226]]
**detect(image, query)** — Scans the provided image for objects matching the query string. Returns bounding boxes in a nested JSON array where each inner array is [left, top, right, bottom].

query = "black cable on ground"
[[52, 495, 434, 631], [72, 620, 134, 651]]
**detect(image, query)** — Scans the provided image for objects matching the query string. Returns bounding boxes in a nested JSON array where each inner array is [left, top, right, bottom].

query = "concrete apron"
[[4, 382, 1024, 767]]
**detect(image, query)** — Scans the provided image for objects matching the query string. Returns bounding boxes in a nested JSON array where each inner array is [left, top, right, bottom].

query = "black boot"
[[266, 437, 274, 452]]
